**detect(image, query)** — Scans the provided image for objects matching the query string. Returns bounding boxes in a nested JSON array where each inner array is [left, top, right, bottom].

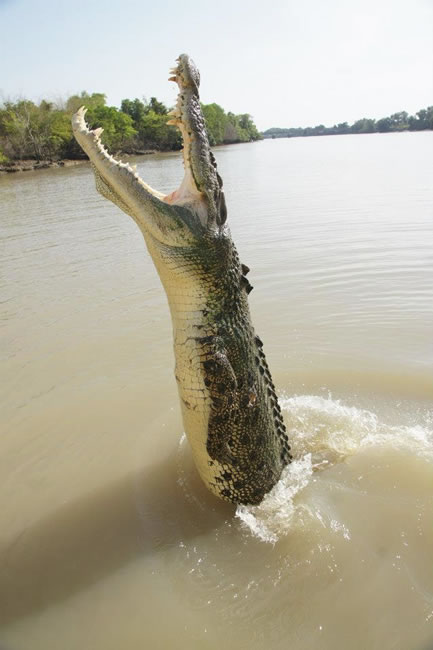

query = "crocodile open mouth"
[[72, 54, 223, 230]]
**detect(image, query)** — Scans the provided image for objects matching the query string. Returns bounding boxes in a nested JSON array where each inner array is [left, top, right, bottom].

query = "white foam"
[[236, 394, 433, 544], [236, 455, 313, 543]]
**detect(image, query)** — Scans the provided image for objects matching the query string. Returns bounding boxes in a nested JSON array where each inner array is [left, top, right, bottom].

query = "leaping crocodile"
[[72, 54, 291, 505]]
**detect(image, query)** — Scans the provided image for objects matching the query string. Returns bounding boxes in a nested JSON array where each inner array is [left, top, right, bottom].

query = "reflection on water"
[[1, 133, 432, 649]]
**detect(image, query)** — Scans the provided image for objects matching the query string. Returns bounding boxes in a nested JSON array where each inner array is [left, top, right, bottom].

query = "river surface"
[[1, 133, 432, 650]]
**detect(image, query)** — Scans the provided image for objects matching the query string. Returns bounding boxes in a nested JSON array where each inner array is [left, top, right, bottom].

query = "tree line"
[[0, 93, 262, 164], [263, 107, 433, 140]]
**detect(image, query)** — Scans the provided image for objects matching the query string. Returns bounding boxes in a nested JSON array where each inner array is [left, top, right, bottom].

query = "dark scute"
[[196, 335, 215, 344], [240, 395, 250, 409], [217, 191, 227, 226], [240, 276, 254, 294]]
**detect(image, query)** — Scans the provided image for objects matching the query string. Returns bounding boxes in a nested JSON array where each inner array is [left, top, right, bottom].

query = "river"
[[1, 132, 432, 650]]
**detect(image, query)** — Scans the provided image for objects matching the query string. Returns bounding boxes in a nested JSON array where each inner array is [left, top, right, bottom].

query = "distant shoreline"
[[262, 107, 432, 140], [263, 128, 433, 140], [262, 129, 433, 142]]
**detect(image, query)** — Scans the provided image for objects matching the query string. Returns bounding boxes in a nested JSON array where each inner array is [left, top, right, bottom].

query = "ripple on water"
[[170, 395, 433, 649]]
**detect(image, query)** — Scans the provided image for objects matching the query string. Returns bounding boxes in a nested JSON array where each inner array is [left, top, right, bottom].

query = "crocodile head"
[[72, 54, 226, 248]]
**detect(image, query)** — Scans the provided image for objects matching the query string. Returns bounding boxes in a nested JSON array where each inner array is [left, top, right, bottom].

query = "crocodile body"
[[72, 54, 291, 504]]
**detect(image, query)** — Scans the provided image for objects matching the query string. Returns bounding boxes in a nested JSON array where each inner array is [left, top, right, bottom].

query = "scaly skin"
[[72, 54, 291, 504]]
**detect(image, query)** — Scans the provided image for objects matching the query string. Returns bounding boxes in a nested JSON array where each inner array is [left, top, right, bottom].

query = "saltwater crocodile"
[[72, 54, 291, 505]]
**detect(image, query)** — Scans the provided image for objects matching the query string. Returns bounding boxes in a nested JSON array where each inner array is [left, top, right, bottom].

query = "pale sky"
[[0, 0, 432, 130]]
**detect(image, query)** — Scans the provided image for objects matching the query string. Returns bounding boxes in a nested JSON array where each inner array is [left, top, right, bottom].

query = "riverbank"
[[0, 159, 88, 174], [0, 152, 158, 175], [0, 140, 256, 175]]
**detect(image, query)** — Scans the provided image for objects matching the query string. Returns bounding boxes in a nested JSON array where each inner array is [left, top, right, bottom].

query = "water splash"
[[236, 394, 433, 543], [236, 455, 313, 543]]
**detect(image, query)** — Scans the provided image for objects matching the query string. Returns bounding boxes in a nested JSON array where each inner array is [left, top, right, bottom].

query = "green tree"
[[338, 122, 349, 133], [135, 111, 181, 150], [226, 112, 249, 142], [389, 111, 409, 131], [85, 105, 137, 152], [202, 103, 227, 145], [376, 117, 393, 133], [66, 92, 106, 114], [351, 118, 376, 133], [145, 97, 168, 115], [120, 98, 147, 123], [237, 113, 261, 140], [120, 97, 180, 151], [224, 119, 239, 143], [0, 89, 260, 162], [419, 106, 433, 129], [0, 99, 73, 160], [408, 107, 433, 131]]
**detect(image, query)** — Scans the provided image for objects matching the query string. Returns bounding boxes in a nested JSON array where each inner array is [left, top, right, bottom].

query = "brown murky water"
[[1, 133, 432, 650]]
